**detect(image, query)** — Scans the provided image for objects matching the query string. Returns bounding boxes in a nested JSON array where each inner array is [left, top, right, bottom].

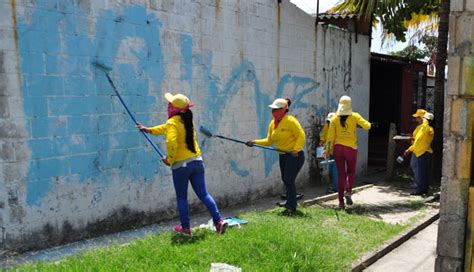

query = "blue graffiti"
[[190, 38, 321, 176], [230, 161, 250, 177], [18, 5, 323, 206], [180, 34, 193, 94], [17, 4, 166, 205]]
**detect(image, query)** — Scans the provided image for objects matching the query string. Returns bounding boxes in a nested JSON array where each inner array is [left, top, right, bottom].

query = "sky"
[[289, 0, 408, 54]]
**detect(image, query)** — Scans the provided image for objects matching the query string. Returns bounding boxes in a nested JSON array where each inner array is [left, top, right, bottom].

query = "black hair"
[[179, 110, 197, 153], [427, 118, 434, 127], [339, 115, 349, 128], [284, 98, 291, 113]]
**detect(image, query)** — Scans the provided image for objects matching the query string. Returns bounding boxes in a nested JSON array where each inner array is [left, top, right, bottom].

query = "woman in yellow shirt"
[[320, 112, 335, 145], [246, 98, 306, 215], [137, 93, 228, 235], [403, 111, 434, 195], [320, 112, 338, 193], [326, 96, 371, 209], [406, 108, 426, 189]]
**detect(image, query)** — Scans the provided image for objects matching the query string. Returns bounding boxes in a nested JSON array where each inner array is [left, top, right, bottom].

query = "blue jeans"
[[411, 152, 431, 194], [279, 151, 305, 209], [172, 160, 222, 229]]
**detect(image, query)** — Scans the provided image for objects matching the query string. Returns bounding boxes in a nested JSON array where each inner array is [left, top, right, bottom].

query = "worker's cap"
[[164, 92, 193, 109], [412, 109, 426, 118], [268, 98, 288, 109]]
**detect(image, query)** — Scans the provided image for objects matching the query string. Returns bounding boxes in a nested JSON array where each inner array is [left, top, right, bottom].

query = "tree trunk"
[[433, 0, 449, 183]]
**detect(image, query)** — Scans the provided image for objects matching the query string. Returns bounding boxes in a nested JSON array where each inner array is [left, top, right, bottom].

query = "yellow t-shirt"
[[254, 114, 305, 153], [326, 112, 371, 154], [320, 122, 329, 144], [408, 119, 433, 157], [149, 115, 201, 165]]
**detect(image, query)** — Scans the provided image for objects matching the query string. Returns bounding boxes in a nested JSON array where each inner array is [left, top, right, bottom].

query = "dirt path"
[[320, 184, 439, 225]]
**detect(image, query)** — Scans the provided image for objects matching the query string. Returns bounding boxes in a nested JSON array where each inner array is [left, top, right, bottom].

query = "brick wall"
[[0, 0, 370, 252]]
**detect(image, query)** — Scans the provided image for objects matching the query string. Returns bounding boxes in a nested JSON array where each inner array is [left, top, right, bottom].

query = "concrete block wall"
[[0, 0, 370, 252], [436, 0, 474, 270]]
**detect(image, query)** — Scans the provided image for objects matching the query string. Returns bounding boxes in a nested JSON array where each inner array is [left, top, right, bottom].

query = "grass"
[[13, 206, 412, 272]]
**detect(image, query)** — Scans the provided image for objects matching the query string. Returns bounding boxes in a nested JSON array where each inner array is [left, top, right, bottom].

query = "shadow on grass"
[[170, 229, 210, 245], [318, 200, 426, 220], [343, 201, 425, 218], [276, 209, 310, 218]]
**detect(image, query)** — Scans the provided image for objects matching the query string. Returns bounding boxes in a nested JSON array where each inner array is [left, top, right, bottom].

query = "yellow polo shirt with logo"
[[326, 112, 371, 154], [408, 119, 433, 157], [254, 114, 305, 153], [149, 115, 201, 164]]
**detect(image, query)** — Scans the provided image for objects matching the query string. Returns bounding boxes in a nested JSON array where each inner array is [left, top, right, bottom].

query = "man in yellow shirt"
[[246, 98, 306, 215], [404, 111, 434, 195]]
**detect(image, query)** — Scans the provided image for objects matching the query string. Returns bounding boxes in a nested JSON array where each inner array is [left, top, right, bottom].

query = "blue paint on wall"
[[16, 2, 324, 205], [16, 3, 166, 205], [230, 161, 250, 177], [180, 34, 193, 94], [195, 52, 322, 176]]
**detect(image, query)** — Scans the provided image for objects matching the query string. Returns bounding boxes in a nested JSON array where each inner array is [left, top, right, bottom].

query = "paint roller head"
[[92, 60, 113, 72], [199, 126, 213, 137]]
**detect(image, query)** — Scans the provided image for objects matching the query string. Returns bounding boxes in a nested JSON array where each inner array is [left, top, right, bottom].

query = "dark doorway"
[[368, 57, 402, 166]]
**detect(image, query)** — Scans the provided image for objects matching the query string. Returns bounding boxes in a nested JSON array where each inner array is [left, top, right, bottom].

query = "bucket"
[[316, 146, 325, 158]]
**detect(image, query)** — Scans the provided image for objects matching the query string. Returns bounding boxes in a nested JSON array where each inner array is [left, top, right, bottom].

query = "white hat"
[[268, 98, 288, 109], [336, 95, 352, 116], [326, 112, 336, 121], [423, 112, 434, 120]]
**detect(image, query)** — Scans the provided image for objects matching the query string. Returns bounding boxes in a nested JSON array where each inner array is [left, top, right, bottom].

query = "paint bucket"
[[316, 146, 325, 158], [396, 156, 404, 164]]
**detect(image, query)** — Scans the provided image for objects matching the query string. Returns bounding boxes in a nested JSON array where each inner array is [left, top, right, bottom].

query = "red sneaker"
[[215, 220, 228, 234], [173, 225, 192, 235]]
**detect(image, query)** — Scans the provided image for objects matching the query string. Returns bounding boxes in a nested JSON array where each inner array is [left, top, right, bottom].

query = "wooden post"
[[465, 187, 474, 272], [385, 123, 396, 181]]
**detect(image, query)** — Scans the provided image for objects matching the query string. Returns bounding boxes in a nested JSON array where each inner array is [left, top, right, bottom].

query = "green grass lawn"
[[15, 207, 409, 272]]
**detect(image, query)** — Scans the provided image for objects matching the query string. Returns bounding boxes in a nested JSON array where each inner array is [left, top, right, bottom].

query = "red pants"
[[333, 144, 358, 205]]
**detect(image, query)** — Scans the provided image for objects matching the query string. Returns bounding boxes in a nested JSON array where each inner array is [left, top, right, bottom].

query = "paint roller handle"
[[245, 139, 288, 153], [104, 73, 166, 159], [215, 135, 248, 145], [140, 131, 166, 159], [135, 123, 165, 159], [105, 73, 139, 125]]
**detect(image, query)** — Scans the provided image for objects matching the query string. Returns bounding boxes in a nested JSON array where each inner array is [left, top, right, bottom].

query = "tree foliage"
[[390, 35, 438, 60], [331, 0, 441, 42]]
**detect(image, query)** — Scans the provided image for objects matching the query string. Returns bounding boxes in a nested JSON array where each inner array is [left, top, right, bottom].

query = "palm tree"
[[331, 0, 449, 183]]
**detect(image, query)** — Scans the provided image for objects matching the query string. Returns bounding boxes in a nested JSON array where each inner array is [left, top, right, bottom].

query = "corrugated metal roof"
[[317, 13, 361, 20]]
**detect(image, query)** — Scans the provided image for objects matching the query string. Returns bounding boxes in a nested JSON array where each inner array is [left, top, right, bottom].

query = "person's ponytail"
[[179, 110, 197, 153]]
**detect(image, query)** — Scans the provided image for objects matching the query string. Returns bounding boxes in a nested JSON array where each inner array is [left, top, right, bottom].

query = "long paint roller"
[[199, 126, 288, 153], [93, 61, 166, 159]]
